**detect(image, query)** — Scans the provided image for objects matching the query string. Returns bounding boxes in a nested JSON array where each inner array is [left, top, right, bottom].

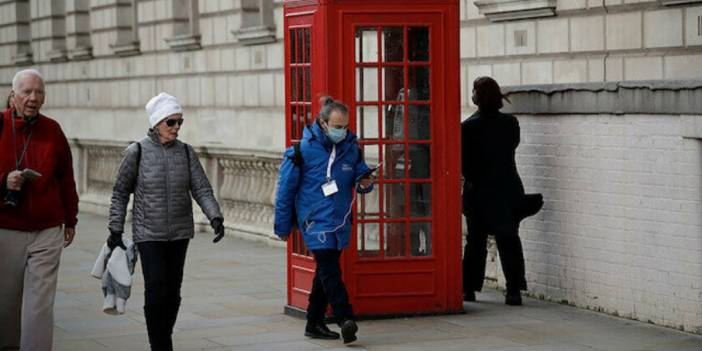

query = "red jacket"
[[0, 109, 79, 231]]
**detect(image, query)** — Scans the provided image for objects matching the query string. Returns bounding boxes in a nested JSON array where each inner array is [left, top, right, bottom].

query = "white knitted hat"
[[145, 92, 183, 127]]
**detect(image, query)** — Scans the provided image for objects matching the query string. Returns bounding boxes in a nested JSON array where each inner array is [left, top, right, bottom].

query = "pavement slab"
[[48, 213, 701, 350]]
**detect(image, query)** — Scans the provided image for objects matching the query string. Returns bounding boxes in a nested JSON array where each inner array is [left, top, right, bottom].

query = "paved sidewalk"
[[53, 213, 701, 351]]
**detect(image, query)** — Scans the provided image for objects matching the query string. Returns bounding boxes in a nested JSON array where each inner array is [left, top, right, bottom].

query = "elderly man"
[[0, 69, 79, 350]]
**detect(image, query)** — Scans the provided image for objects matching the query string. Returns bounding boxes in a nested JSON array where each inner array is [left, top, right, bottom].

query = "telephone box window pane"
[[298, 69, 306, 103], [289, 29, 297, 64], [409, 66, 430, 101], [303, 28, 311, 63], [293, 231, 306, 255], [300, 105, 308, 129], [410, 222, 432, 257], [384, 183, 405, 218], [409, 183, 431, 217], [290, 68, 298, 101], [357, 67, 379, 102], [409, 144, 430, 179], [355, 28, 378, 63], [357, 190, 380, 220], [408, 105, 430, 140], [408, 27, 429, 62], [358, 222, 380, 257], [297, 30, 304, 63], [291, 107, 299, 138], [305, 106, 313, 125], [383, 67, 404, 101], [383, 144, 405, 180], [358, 105, 380, 140], [304, 67, 311, 101], [360, 144, 380, 167], [382, 27, 403, 62], [385, 222, 406, 257], [383, 105, 404, 141]]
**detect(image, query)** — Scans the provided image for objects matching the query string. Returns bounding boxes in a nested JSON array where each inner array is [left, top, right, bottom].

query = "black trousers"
[[462, 217, 527, 294], [307, 249, 354, 324], [137, 239, 189, 351]]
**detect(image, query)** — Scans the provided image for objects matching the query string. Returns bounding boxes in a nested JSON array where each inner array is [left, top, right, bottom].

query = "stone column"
[[235, 0, 276, 45], [0, 0, 33, 65], [66, 0, 92, 60], [90, 0, 139, 57], [30, 0, 68, 62], [164, 0, 201, 51]]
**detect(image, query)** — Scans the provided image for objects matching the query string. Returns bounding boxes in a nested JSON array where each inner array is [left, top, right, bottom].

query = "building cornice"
[[474, 0, 557, 22]]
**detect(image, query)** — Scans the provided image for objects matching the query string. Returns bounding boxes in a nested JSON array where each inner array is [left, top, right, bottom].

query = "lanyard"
[[326, 144, 336, 181], [11, 116, 33, 170]]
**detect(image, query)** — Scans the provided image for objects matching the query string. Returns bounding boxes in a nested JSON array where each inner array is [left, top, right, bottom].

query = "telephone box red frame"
[[283, 0, 462, 317]]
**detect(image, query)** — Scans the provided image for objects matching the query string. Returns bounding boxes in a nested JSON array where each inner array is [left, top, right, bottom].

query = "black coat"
[[461, 111, 525, 231]]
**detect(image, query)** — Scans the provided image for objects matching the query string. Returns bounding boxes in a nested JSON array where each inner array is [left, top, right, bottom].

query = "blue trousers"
[[307, 249, 354, 324]]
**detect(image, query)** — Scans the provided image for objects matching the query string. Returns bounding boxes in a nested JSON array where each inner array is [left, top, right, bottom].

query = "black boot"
[[305, 322, 340, 340], [463, 291, 476, 302], [340, 320, 358, 344], [505, 290, 522, 306]]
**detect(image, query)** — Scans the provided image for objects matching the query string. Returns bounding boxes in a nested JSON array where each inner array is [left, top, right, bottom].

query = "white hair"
[[12, 69, 44, 92]]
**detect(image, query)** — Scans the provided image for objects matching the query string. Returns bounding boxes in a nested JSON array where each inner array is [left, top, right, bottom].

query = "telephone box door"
[[343, 11, 462, 315]]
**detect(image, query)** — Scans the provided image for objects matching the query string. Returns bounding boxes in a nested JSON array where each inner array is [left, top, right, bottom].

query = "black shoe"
[[305, 322, 340, 340], [505, 291, 522, 306], [463, 291, 476, 302], [340, 320, 358, 344]]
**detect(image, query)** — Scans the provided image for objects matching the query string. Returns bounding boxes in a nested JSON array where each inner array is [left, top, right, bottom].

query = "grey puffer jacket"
[[108, 130, 223, 242]]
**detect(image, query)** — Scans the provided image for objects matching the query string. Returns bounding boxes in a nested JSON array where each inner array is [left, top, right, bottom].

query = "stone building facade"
[[0, 0, 700, 333]]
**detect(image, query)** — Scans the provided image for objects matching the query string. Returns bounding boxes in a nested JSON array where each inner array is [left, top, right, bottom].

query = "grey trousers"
[[0, 225, 63, 351]]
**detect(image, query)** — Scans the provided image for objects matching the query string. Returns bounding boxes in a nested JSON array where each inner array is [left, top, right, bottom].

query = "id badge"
[[322, 180, 339, 197]]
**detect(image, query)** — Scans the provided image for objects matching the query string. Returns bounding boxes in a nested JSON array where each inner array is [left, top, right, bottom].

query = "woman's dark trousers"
[[463, 217, 527, 294], [307, 249, 354, 325], [137, 239, 189, 351]]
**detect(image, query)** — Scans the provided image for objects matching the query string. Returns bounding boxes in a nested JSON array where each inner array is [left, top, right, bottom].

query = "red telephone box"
[[283, 0, 462, 317]]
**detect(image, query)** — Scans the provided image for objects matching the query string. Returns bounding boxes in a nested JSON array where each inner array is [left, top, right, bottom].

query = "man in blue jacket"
[[275, 97, 374, 344]]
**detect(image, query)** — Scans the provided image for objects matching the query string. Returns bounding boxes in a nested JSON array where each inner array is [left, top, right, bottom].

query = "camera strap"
[[10, 115, 33, 170]]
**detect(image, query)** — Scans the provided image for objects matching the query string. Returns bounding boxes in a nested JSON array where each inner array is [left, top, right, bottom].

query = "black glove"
[[210, 217, 224, 243], [107, 231, 126, 250]]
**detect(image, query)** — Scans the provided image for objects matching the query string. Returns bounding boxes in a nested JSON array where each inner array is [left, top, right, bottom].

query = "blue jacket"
[[274, 121, 373, 250]]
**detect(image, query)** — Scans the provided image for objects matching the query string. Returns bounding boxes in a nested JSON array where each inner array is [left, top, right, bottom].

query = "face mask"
[[326, 126, 347, 144]]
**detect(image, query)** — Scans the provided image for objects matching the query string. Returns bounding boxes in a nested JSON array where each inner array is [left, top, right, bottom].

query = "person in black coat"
[[461, 77, 527, 306]]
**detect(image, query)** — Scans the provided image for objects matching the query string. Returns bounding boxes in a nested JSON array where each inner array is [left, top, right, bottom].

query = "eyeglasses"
[[165, 118, 184, 127]]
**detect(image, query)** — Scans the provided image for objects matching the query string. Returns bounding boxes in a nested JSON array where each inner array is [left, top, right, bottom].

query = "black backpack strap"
[[183, 142, 192, 186], [288, 142, 303, 229], [126, 141, 141, 192], [183, 142, 191, 165], [290, 142, 303, 167], [135, 141, 141, 167]]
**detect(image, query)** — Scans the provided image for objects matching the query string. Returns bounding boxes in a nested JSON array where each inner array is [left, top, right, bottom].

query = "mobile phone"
[[369, 164, 381, 174], [362, 164, 381, 179], [22, 168, 42, 180]]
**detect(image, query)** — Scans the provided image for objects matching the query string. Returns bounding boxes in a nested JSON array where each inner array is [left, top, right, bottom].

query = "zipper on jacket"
[[161, 144, 171, 240]]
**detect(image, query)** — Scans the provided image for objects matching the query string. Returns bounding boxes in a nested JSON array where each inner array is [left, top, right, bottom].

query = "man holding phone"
[[0, 69, 79, 350], [275, 97, 374, 345]]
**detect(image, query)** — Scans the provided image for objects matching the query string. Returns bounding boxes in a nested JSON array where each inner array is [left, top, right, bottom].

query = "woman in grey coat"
[[107, 92, 224, 351]]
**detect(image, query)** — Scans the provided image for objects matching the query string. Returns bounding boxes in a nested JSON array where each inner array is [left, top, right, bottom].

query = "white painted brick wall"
[[482, 114, 702, 333]]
